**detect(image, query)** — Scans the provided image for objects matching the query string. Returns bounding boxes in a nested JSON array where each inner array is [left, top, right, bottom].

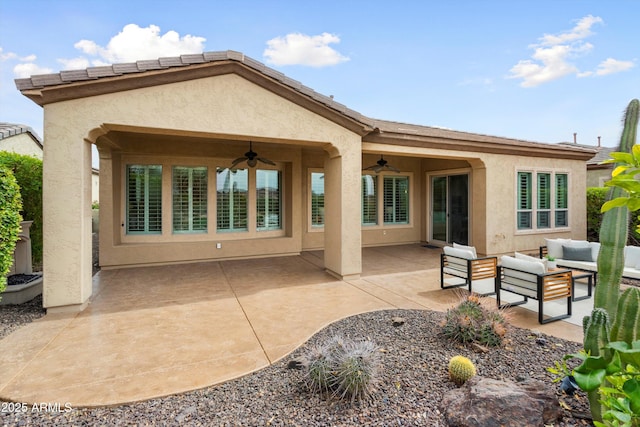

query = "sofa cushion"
[[545, 238, 571, 259], [563, 245, 594, 262], [444, 246, 475, 260], [625, 246, 640, 268], [590, 242, 601, 262], [453, 242, 477, 258]]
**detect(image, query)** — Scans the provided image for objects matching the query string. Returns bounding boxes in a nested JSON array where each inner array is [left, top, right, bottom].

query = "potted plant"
[[545, 255, 557, 270]]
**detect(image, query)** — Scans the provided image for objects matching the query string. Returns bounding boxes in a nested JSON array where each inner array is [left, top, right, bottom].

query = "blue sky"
[[1, 0, 638, 148]]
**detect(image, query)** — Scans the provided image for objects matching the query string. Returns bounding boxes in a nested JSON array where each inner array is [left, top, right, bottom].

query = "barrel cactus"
[[448, 355, 476, 385]]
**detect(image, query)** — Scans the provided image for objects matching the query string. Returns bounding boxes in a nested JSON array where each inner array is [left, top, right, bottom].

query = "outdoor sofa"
[[539, 238, 640, 281]]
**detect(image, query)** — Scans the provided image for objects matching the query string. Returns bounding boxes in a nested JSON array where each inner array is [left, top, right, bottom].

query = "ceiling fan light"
[[247, 158, 257, 167]]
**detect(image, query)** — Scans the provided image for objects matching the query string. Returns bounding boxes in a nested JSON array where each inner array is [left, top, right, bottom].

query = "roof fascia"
[[364, 131, 596, 161], [20, 61, 372, 136]]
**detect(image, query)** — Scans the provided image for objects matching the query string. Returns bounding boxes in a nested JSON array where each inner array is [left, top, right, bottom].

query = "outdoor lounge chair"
[[497, 255, 572, 324], [440, 244, 497, 296]]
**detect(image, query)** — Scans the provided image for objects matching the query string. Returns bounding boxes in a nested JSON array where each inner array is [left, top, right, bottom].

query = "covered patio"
[[0, 244, 584, 407]]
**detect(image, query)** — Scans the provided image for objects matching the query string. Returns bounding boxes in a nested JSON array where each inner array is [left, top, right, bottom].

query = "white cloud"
[[594, 58, 635, 76], [57, 57, 91, 70], [69, 24, 206, 66], [13, 62, 53, 78], [538, 15, 603, 46], [508, 15, 634, 87], [0, 47, 17, 61], [263, 32, 349, 67], [509, 16, 601, 87]]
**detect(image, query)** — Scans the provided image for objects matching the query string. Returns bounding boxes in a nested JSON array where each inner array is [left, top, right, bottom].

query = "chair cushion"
[[515, 252, 546, 272], [453, 243, 477, 258], [501, 255, 546, 275], [563, 245, 594, 262], [444, 246, 475, 260], [590, 242, 601, 262]]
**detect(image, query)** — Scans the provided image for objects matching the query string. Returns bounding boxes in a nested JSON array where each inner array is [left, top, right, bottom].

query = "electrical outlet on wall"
[[216, 243, 222, 249]]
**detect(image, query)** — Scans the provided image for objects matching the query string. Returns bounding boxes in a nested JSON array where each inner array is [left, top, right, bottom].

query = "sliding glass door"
[[430, 174, 469, 245]]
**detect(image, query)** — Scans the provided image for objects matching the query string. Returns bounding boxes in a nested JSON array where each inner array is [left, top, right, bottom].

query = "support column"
[[323, 143, 362, 280], [42, 121, 93, 311]]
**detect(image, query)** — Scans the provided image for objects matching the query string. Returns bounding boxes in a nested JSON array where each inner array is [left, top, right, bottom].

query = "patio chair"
[[497, 255, 572, 324], [440, 244, 497, 296]]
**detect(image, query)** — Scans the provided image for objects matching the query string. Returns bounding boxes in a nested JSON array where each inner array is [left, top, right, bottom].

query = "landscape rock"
[[441, 376, 560, 427]]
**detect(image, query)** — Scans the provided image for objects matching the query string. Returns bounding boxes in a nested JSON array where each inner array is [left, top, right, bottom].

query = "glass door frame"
[[426, 168, 472, 246]]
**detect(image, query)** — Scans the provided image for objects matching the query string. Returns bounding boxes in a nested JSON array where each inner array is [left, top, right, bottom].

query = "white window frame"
[[308, 169, 325, 231], [516, 168, 570, 233], [361, 172, 413, 228], [172, 166, 208, 234]]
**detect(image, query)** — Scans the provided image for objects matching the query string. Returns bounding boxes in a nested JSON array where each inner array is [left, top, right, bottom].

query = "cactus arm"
[[594, 99, 639, 319], [610, 287, 640, 344]]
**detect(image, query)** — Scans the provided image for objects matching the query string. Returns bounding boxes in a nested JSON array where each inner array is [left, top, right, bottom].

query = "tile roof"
[[13, 50, 596, 158], [0, 122, 43, 145]]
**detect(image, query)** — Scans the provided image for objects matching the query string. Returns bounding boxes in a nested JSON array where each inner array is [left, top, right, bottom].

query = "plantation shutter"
[[517, 172, 532, 230], [126, 165, 162, 234], [172, 166, 207, 233], [555, 173, 568, 227], [361, 175, 377, 225], [311, 172, 325, 227], [383, 176, 409, 224], [537, 173, 551, 228], [216, 168, 248, 232], [256, 169, 281, 231]]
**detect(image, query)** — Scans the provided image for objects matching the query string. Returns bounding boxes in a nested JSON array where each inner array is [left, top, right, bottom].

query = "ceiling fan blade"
[[231, 157, 246, 168], [257, 157, 276, 166], [373, 165, 384, 173], [387, 165, 401, 173], [364, 164, 377, 171]]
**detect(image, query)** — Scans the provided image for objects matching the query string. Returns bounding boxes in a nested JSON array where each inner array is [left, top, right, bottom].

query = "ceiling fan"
[[364, 155, 400, 173], [230, 141, 275, 168]]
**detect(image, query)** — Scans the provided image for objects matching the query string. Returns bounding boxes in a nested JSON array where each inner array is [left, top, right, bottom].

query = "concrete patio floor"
[[0, 244, 585, 407]]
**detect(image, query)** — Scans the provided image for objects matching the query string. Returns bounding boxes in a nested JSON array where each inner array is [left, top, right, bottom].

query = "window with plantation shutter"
[[517, 172, 532, 230], [310, 172, 325, 227], [383, 176, 409, 224], [555, 173, 568, 227], [216, 168, 248, 232], [516, 170, 569, 231], [126, 165, 162, 234], [172, 166, 207, 233], [362, 174, 377, 225], [537, 173, 551, 228], [256, 169, 281, 231]]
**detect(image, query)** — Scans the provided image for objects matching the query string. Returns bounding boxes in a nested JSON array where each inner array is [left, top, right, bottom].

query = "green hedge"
[[0, 152, 43, 268], [587, 186, 640, 245], [0, 167, 22, 293]]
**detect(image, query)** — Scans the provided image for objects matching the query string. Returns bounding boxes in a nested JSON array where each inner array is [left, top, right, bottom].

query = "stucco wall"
[[0, 133, 42, 158], [43, 73, 363, 308]]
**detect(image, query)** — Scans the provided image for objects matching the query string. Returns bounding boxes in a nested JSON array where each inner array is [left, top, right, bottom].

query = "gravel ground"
[[0, 295, 45, 341], [0, 303, 593, 426]]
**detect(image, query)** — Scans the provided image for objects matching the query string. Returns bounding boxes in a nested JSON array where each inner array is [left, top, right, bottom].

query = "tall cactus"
[[593, 99, 639, 319], [581, 99, 639, 423]]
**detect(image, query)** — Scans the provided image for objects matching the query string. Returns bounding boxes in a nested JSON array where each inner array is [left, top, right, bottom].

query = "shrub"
[[441, 294, 508, 347], [299, 335, 381, 402], [587, 186, 640, 245], [0, 167, 23, 295], [0, 152, 42, 268]]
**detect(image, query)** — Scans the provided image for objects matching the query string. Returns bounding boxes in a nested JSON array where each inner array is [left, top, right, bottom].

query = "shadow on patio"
[[0, 244, 583, 407]]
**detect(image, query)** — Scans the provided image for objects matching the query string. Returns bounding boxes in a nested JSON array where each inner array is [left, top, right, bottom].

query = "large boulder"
[[441, 376, 561, 427]]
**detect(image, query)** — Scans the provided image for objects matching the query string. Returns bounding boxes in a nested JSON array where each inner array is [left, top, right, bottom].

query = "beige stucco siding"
[[43, 73, 363, 308], [0, 133, 42, 158]]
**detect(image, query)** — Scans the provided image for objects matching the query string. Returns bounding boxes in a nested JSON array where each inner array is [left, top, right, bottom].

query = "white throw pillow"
[[453, 243, 477, 258], [589, 242, 601, 262]]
